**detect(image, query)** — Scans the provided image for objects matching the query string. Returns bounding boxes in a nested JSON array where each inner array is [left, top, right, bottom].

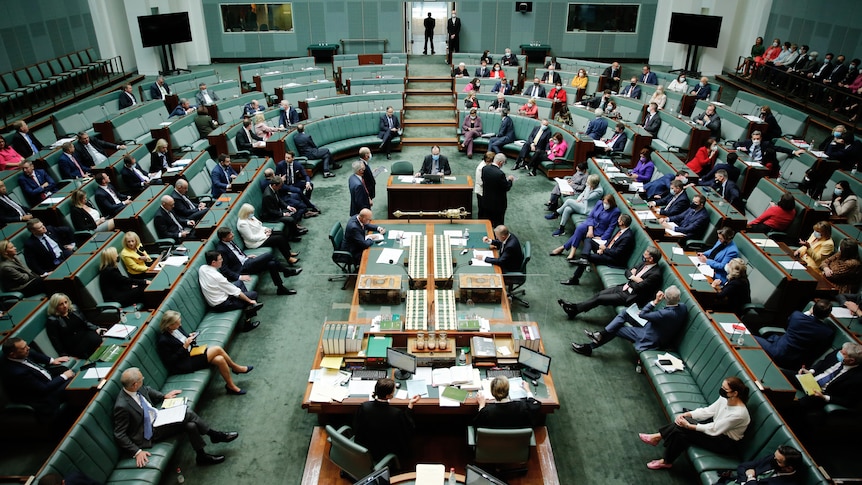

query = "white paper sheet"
[[153, 404, 187, 427], [444, 230, 464, 238], [387, 230, 404, 240], [780, 261, 806, 271], [376, 248, 404, 264], [83, 367, 110, 379], [104, 324, 136, 338], [750, 238, 779, 248], [414, 367, 433, 383], [593, 139, 609, 148], [554, 177, 574, 195], [672, 246, 684, 255], [348, 379, 377, 396], [471, 250, 494, 266], [39, 197, 65, 206], [697, 264, 715, 278], [406, 379, 429, 397], [397, 176, 417, 183], [832, 307, 854, 319], [448, 238, 467, 246], [719, 321, 750, 335], [162, 256, 189, 267], [688, 273, 707, 280], [636, 210, 657, 220], [744, 115, 762, 122]]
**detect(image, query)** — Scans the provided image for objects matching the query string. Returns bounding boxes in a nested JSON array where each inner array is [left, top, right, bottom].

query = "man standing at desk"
[[341, 208, 385, 265], [348, 160, 373, 216], [480, 225, 523, 273], [481, 153, 514, 227], [417, 146, 451, 176]]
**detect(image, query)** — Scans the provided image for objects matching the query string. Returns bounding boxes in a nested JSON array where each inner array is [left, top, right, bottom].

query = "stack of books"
[[321, 323, 370, 355], [510, 324, 541, 352]]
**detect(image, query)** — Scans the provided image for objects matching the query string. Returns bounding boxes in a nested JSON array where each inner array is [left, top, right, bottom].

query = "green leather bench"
[[208, 92, 269, 125], [772, 138, 839, 188], [303, 93, 403, 121], [256, 70, 328, 96], [344, 78, 405, 95], [730, 92, 809, 138], [238, 57, 317, 86]]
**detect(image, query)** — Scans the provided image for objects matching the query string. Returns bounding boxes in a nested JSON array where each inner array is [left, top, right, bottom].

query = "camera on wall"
[[516, 2, 533, 14]]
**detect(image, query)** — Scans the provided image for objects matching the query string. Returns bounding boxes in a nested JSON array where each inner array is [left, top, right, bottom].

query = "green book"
[[88, 344, 123, 363], [366, 336, 393, 358], [457, 317, 481, 331], [441, 386, 469, 403]]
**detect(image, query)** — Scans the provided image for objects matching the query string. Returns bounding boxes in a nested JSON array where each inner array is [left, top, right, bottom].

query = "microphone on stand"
[[756, 356, 777, 390], [390, 259, 415, 290]]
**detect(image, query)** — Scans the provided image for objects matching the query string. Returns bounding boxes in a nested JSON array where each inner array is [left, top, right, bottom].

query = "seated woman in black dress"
[[710, 258, 751, 316], [156, 310, 252, 395], [46, 293, 104, 358], [473, 376, 540, 429], [353, 378, 420, 464], [98, 247, 148, 307], [69, 189, 115, 232]]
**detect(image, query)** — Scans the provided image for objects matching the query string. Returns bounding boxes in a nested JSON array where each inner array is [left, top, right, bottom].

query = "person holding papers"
[[98, 247, 148, 307], [696, 227, 739, 283], [571, 286, 686, 356], [546, 174, 603, 231], [819, 238, 861, 294], [710, 258, 751, 315], [544, 162, 586, 214], [1, 337, 75, 420], [658, 194, 708, 240], [45, 293, 104, 359], [754, 300, 834, 371], [113, 367, 238, 467], [638, 376, 750, 470], [417, 145, 452, 176], [341, 208, 385, 265], [593, 123, 627, 157], [549, 194, 620, 260], [156, 311, 252, 396], [479, 225, 523, 274], [353, 378, 419, 464], [473, 376, 540, 428]]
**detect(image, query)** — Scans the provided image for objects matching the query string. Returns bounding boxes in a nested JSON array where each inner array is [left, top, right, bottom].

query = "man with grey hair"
[[357, 147, 376, 199], [480, 153, 514, 227], [488, 109, 514, 154], [113, 367, 237, 468], [149, 76, 171, 100], [171, 179, 208, 222], [278, 99, 299, 128], [154, 195, 195, 242], [572, 286, 686, 356], [584, 108, 608, 140], [169, 98, 195, 118], [196, 82, 219, 106], [348, 159, 372, 216]]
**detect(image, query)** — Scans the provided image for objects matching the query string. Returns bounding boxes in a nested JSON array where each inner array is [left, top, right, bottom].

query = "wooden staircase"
[[402, 61, 459, 147]]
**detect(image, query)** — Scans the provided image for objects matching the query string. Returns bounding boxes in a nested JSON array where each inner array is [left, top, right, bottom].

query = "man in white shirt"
[[198, 251, 262, 331]]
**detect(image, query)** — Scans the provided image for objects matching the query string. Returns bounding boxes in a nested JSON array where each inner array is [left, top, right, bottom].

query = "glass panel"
[[220, 3, 294, 33], [566, 3, 639, 33]]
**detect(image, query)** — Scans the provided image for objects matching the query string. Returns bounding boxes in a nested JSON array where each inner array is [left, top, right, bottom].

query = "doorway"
[[406, 2, 449, 55]]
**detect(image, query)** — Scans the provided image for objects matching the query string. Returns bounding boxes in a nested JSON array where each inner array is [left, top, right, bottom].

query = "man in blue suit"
[[348, 160, 372, 216], [18, 161, 60, 205], [701, 169, 741, 208], [278, 100, 300, 128], [583, 108, 608, 140], [211, 154, 238, 198], [169, 98, 195, 118], [754, 300, 834, 370], [294, 124, 337, 178], [378, 106, 400, 159], [644, 170, 689, 200], [689, 76, 712, 100], [659, 194, 708, 240], [564, 214, 635, 286], [640, 65, 658, 85], [619, 77, 641, 99], [571, 286, 687, 356], [341, 208, 385, 265], [649, 180, 689, 218], [488, 109, 514, 154], [700, 153, 740, 185], [149, 76, 171, 100], [58, 143, 91, 180]]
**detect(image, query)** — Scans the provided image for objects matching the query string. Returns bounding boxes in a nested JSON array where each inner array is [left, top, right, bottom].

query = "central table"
[[386, 175, 474, 219]]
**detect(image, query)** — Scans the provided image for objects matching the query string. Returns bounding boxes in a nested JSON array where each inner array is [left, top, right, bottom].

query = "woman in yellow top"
[[570, 69, 588, 89], [120, 231, 152, 278], [793, 221, 834, 269]]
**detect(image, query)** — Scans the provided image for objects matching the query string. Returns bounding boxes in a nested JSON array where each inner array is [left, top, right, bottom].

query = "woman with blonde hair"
[[70, 189, 115, 232], [156, 310, 252, 395], [794, 221, 834, 269], [649, 85, 667, 110], [518, 98, 538, 119], [0, 239, 44, 296], [236, 203, 299, 265], [149, 138, 172, 173], [120, 231, 152, 279], [46, 293, 104, 358], [98, 247, 148, 307], [570, 68, 588, 89], [253, 112, 283, 139], [710, 258, 751, 315]]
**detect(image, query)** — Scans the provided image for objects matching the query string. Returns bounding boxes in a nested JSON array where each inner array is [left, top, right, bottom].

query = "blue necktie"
[[24, 134, 38, 155], [138, 393, 154, 440], [817, 366, 841, 388]]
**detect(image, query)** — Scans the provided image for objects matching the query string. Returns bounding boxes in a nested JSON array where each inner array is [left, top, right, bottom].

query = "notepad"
[[796, 373, 822, 396], [440, 386, 468, 403], [320, 356, 343, 369], [103, 324, 136, 339]]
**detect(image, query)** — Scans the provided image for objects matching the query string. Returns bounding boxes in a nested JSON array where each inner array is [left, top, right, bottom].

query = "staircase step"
[[401, 137, 459, 147], [407, 76, 454, 83], [405, 102, 455, 110], [405, 88, 453, 95], [403, 119, 458, 127]]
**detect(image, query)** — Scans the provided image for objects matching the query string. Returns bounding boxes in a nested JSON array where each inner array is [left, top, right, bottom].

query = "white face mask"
[[724, 263, 731, 274], [772, 42, 779, 47], [602, 202, 610, 211]]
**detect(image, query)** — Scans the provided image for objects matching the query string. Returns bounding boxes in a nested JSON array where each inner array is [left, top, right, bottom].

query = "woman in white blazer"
[[236, 203, 299, 265]]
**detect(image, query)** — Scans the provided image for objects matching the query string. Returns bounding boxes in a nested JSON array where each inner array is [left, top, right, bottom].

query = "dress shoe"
[[210, 431, 239, 443], [560, 278, 579, 286], [277, 287, 297, 296], [323, 172, 335, 178], [528, 170, 537, 176], [557, 299, 578, 318], [584, 329, 602, 343], [289, 236, 303, 242], [304, 211, 319, 218], [246, 302, 264, 316], [552, 228, 565, 237], [646, 459, 672, 470], [243, 320, 261, 332], [225, 386, 246, 396], [282, 267, 302, 277], [296, 228, 309, 236], [544, 212, 559, 220], [569, 257, 589, 266], [571, 342, 592, 356], [232, 365, 254, 375], [467, 154, 472, 159], [196, 453, 226, 466]]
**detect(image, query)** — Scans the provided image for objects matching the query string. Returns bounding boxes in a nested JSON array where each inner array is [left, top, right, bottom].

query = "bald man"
[[154, 195, 196, 242]]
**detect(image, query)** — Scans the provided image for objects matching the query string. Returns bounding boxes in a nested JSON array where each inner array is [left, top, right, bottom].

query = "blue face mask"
[[837, 350, 844, 363], [834, 131, 842, 138], [432, 155, 439, 161], [834, 188, 843, 196], [812, 231, 821, 239]]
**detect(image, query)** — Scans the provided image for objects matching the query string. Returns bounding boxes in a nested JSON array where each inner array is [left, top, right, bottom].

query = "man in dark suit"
[[572, 286, 687, 356], [260, 176, 306, 241], [235, 119, 271, 158], [417, 145, 452, 175], [357, 146, 376, 199], [171, 179, 208, 222], [488, 110, 515, 154], [294, 124, 336, 178], [480, 225, 524, 274], [149, 76, 171, 100], [524, 78, 546, 99], [640, 65, 658, 85], [276, 151, 319, 214], [649, 180, 689, 218], [559, 247, 663, 318], [423, 12, 435, 55], [659, 194, 709, 240], [215, 227, 299, 296], [378, 107, 400, 160], [474, 61, 490, 78], [74, 132, 124, 168], [541, 67, 562, 85], [58, 142, 91, 180], [120, 155, 159, 196], [723, 445, 804, 485], [473, 377, 540, 429], [584, 108, 609, 140], [1, 337, 74, 419], [277, 100, 299, 128], [0, 180, 32, 225], [693, 103, 722, 139], [23, 219, 74, 275], [93, 172, 131, 218], [644, 170, 689, 200], [689, 76, 712, 100], [514, 119, 552, 170], [18, 161, 59, 205], [595, 122, 628, 157], [700, 153, 740, 187], [703, 169, 741, 208], [169, 98, 195, 118], [113, 367, 236, 468], [500, 48, 518, 67], [619, 77, 642, 99], [196, 83, 220, 106], [589, 90, 613, 110], [242, 100, 264, 117], [10, 121, 44, 159], [211, 154, 238, 198], [341, 208, 385, 265], [348, 160, 372, 216], [563, 214, 635, 285], [640, 102, 661, 137], [480, 154, 514, 227], [154, 196, 196, 242], [447, 9, 461, 53], [755, 301, 835, 370], [118, 84, 137, 109], [601, 62, 622, 92]]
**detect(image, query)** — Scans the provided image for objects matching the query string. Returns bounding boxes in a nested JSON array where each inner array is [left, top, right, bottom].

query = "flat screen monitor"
[[422, 174, 443, 183], [667, 12, 722, 48], [138, 12, 193, 48], [386, 347, 416, 380], [353, 466, 390, 485], [518, 346, 550, 381], [465, 464, 508, 485]]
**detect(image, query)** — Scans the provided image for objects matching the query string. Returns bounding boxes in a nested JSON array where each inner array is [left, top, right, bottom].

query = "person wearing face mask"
[[638, 376, 750, 470], [756, 299, 835, 371], [758, 105, 782, 141], [518, 98, 539, 119], [700, 152, 740, 185], [793, 221, 834, 269], [542, 65, 562, 85], [787, 50, 821, 94], [619, 77, 641, 99], [583, 108, 608, 140], [594, 122, 627, 157], [461, 108, 483, 159], [644, 170, 688, 200], [525, 77, 546, 98], [667, 74, 688, 94], [474, 60, 490, 78], [753, 38, 783, 77], [500, 48, 518, 66], [463, 77, 481, 93], [735, 131, 804, 167], [718, 445, 804, 485], [817, 124, 856, 163], [547, 174, 603, 230], [692, 103, 722, 139], [649, 85, 668, 110], [447, 9, 461, 54], [570, 69, 588, 90], [696, 227, 739, 283], [648, 180, 689, 218], [548, 82, 567, 104], [686, 137, 720, 175], [277, 99, 299, 128], [826, 180, 860, 223], [639, 102, 661, 137], [489, 92, 510, 113], [710, 258, 751, 315], [806, 52, 835, 83], [822, 54, 847, 87], [819, 238, 861, 294], [767, 43, 802, 86], [489, 63, 505, 80], [689, 76, 712, 100], [588, 89, 613, 110], [549, 194, 620, 261], [659, 194, 708, 239], [737, 36, 764, 77], [706, 169, 741, 208], [562, 214, 634, 286], [490, 76, 512, 95], [628, 147, 655, 182], [417, 146, 451, 176], [514, 118, 551, 172]]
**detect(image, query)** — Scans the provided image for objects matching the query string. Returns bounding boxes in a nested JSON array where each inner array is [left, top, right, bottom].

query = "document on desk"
[[83, 367, 110, 379], [636, 210, 656, 220], [309, 380, 350, 402], [666, 228, 686, 237], [593, 139, 609, 149], [672, 246, 685, 255], [831, 306, 854, 319], [416, 464, 446, 485], [697, 264, 715, 278], [744, 115, 762, 122], [779, 261, 806, 271], [444, 230, 464, 238], [471, 250, 494, 266], [376, 248, 404, 264], [153, 404, 187, 428], [104, 324, 136, 339], [163, 256, 189, 267], [809, 150, 828, 159], [397, 176, 417, 183], [399, 232, 423, 247], [387, 230, 404, 240], [750, 237, 779, 248], [348, 379, 377, 397], [448, 237, 467, 246], [414, 367, 433, 383], [719, 321, 750, 335], [688, 273, 707, 281], [406, 379, 429, 398], [508, 378, 528, 400], [39, 197, 65, 206]]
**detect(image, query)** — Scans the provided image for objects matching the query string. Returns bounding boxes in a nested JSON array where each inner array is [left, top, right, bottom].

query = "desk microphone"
[[756, 356, 777, 390], [445, 258, 472, 289], [390, 259, 415, 289]]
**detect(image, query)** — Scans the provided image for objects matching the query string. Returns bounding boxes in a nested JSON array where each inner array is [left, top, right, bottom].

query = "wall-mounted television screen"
[[138, 12, 192, 48], [668, 12, 722, 48]]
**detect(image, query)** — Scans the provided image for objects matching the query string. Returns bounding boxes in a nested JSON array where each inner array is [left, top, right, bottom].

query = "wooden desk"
[[386, 175, 474, 219], [143, 241, 205, 309]]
